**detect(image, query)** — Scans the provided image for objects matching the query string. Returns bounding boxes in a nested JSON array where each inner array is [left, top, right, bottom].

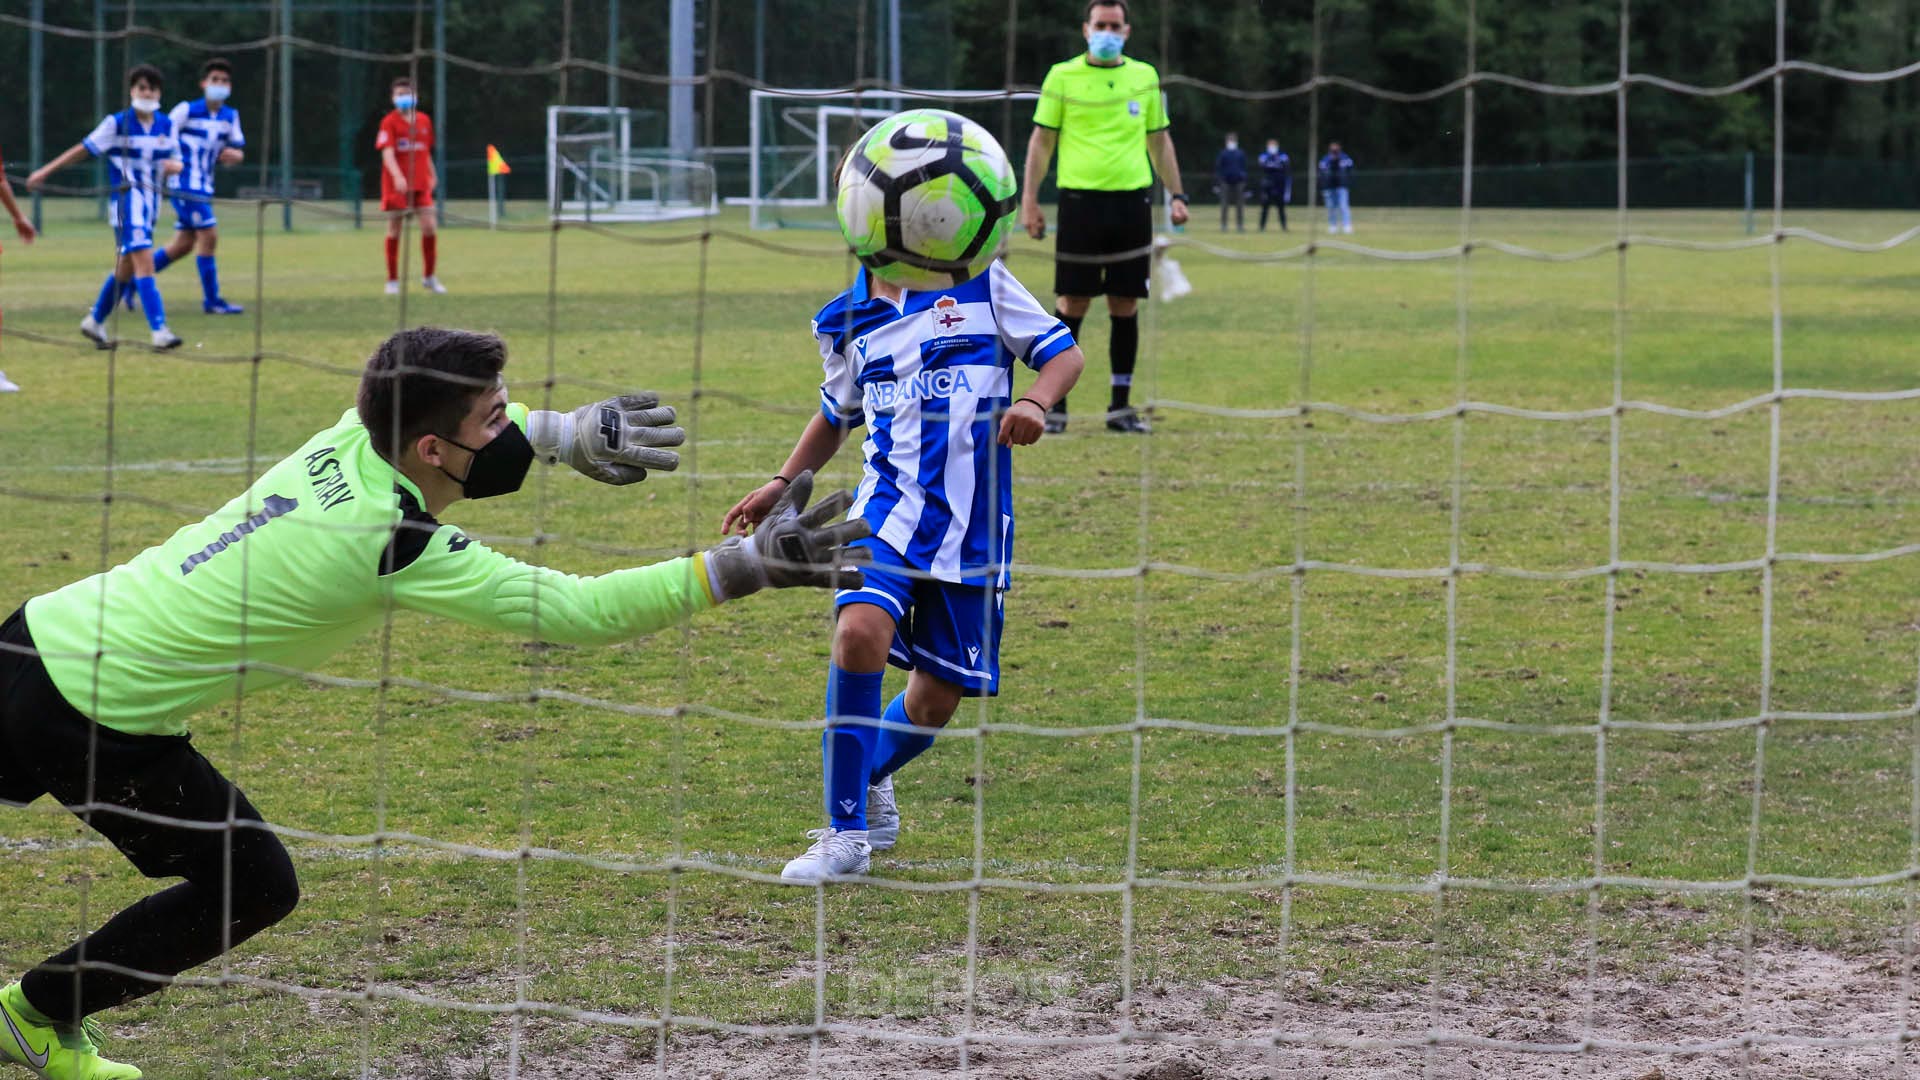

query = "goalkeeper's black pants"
[[0, 607, 300, 1024]]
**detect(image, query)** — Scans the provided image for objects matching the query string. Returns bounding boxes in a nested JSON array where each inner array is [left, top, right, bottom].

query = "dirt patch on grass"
[[384, 941, 1915, 1079]]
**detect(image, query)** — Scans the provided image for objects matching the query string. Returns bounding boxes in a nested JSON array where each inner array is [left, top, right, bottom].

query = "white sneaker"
[[151, 326, 183, 350], [79, 314, 111, 348], [0, 371, 18, 393], [384, 280, 400, 296], [421, 275, 448, 294], [867, 775, 899, 852], [779, 828, 870, 883]]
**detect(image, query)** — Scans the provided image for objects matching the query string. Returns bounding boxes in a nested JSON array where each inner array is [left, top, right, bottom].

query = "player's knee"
[[1106, 296, 1138, 318], [229, 833, 300, 931], [197, 230, 218, 255], [833, 608, 894, 670], [1057, 296, 1092, 319], [905, 676, 963, 729]]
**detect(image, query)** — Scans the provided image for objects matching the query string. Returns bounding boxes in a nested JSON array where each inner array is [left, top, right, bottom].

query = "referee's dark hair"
[[357, 327, 508, 462], [1085, 0, 1128, 21]]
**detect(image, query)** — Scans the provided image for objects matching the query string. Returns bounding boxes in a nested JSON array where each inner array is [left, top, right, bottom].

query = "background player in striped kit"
[[152, 58, 247, 315], [28, 65, 184, 350], [721, 261, 1085, 883]]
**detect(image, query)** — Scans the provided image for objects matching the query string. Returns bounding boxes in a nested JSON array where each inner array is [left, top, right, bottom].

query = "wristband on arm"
[[1015, 396, 1049, 413]]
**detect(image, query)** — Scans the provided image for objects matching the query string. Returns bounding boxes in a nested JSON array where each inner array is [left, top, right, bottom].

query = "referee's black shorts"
[[1054, 186, 1153, 300]]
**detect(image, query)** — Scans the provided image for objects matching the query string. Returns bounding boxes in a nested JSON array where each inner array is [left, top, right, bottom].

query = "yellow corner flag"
[[486, 145, 511, 176]]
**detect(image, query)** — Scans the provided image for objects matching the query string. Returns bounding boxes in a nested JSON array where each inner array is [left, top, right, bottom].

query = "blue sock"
[[133, 276, 166, 331], [90, 274, 119, 322], [823, 665, 884, 831], [869, 692, 936, 783], [196, 255, 220, 304], [152, 249, 172, 273]]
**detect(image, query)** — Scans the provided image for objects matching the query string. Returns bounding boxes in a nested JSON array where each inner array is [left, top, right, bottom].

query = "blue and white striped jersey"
[[83, 109, 176, 197], [815, 260, 1075, 585], [165, 99, 244, 196]]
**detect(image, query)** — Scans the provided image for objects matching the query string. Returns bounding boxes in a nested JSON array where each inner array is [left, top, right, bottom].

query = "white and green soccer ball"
[[835, 109, 1018, 291]]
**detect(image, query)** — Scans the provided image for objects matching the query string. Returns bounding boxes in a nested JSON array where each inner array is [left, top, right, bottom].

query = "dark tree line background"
[[4, 0, 1919, 207]]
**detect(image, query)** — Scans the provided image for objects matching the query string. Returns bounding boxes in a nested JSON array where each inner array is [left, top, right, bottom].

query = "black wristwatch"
[[1169, 192, 1189, 205]]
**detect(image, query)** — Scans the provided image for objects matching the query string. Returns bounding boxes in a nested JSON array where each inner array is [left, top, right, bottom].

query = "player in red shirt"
[[376, 76, 444, 294], [0, 146, 38, 392]]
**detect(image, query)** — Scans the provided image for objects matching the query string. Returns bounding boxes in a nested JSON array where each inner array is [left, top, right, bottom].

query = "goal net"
[[745, 88, 1037, 230], [547, 105, 718, 223]]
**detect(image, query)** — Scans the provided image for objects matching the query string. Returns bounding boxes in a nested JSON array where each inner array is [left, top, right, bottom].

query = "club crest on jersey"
[[1128, 100, 1142, 116], [932, 296, 967, 332]]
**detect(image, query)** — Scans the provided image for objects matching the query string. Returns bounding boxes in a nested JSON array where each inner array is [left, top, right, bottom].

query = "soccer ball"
[[835, 109, 1018, 290]]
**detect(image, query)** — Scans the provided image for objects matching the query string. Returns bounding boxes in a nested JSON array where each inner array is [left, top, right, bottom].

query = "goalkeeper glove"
[[704, 470, 871, 600], [525, 393, 684, 486]]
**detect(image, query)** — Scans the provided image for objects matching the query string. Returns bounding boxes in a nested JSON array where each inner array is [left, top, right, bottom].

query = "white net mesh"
[[1, 0, 1919, 1076]]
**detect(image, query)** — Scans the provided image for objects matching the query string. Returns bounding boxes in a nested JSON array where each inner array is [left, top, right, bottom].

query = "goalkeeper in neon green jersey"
[[0, 327, 868, 1080]]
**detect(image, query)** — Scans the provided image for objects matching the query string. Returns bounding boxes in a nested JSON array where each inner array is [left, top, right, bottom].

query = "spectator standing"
[[1257, 138, 1290, 232], [1215, 132, 1246, 232]]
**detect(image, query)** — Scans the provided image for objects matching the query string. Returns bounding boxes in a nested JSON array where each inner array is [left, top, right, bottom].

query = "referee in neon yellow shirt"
[[1020, 0, 1189, 435]]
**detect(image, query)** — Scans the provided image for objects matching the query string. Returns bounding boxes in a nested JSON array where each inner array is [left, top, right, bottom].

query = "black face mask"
[[437, 422, 534, 499]]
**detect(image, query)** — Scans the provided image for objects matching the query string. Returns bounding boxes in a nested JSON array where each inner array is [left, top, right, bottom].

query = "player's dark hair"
[[201, 57, 233, 80], [127, 64, 164, 91], [1085, 0, 1127, 22], [357, 328, 508, 463], [392, 75, 415, 91]]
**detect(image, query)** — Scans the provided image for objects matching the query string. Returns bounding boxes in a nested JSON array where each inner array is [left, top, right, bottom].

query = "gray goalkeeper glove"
[[525, 393, 685, 486], [704, 470, 872, 600]]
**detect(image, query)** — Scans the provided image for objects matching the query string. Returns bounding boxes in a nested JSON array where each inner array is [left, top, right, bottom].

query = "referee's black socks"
[[1051, 309, 1086, 416], [1109, 312, 1139, 413]]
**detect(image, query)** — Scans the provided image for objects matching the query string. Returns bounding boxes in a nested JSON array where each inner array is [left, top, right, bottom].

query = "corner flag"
[[486, 145, 511, 176]]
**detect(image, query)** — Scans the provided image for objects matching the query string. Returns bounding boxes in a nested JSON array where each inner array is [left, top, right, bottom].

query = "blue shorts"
[[834, 538, 1005, 697], [171, 194, 218, 231], [109, 189, 156, 254]]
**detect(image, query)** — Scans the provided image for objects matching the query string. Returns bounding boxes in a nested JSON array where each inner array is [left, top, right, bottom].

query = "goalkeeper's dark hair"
[[357, 327, 508, 463]]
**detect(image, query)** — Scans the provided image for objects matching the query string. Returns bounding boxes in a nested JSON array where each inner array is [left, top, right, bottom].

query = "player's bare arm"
[[722, 411, 850, 535], [382, 146, 407, 195], [0, 171, 34, 244], [25, 143, 91, 190], [1000, 345, 1085, 447], [1147, 129, 1188, 227], [218, 147, 244, 166], [1021, 126, 1059, 240]]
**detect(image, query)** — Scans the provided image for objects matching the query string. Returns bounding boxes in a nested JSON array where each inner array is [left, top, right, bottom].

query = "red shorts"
[[381, 187, 435, 213]]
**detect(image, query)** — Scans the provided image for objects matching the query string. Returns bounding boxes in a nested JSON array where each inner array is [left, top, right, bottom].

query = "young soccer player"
[[0, 145, 37, 393], [27, 65, 183, 350], [377, 76, 444, 294], [722, 261, 1085, 883], [0, 326, 866, 1080], [154, 58, 246, 315]]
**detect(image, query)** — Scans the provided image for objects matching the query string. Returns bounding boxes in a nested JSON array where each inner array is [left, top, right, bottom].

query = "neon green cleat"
[[0, 984, 141, 1080]]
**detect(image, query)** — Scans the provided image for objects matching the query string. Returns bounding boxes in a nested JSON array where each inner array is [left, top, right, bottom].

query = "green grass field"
[[0, 201, 1916, 1077]]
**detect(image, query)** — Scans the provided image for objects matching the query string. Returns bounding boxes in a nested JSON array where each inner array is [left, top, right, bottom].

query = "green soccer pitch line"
[[0, 206, 1915, 1076]]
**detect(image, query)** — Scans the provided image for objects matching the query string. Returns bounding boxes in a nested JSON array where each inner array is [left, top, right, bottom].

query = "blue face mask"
[[1087, 30, 1125, 61], [394, 94, 415, 111], [204, 83, 231, 103]]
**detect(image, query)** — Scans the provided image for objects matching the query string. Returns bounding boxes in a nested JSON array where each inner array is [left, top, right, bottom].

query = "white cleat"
[[421, 275, 448, 294], [384, 280, 401, 296], [79, 314, 112, 349], [0, 371, 17, 393], [867, 775, 899, 852], [779, 828, 871, 884], [151, 326, 183, 350]]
